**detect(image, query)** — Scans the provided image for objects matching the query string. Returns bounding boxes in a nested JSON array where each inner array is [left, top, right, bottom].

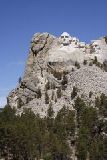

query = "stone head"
[[60, 32, 71, 46], [91, 41, 100, 53]]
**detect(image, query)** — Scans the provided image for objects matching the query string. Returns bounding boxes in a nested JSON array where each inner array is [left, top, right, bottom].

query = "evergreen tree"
[[0, 94, 107, 159], [37, 88, 42, 99], [45, 91, 49, 104], [89, 91, 93, 98], [93, 56, 98, 64], [57, 87, 62, 98], [18, 77, 22, 84], [75, 61, 80, 69], [45, 80, 50, 90], [71, 86, 78, 99], [47, 103, 54, 118], [83, 60, 87, 65]]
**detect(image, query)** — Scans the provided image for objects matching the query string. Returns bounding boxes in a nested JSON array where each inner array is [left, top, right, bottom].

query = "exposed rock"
[[7, 32, 107, 117]]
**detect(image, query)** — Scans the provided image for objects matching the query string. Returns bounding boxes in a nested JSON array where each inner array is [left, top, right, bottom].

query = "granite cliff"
[[7, 32, 107, 117]]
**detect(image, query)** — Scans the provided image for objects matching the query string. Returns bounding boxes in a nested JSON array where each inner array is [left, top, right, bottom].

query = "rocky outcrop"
[[7, 32, 107, 117]]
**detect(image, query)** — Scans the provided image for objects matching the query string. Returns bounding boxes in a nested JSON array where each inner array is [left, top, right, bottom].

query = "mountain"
[[7, 32, 107, 117], [1, 32, 107, 160]]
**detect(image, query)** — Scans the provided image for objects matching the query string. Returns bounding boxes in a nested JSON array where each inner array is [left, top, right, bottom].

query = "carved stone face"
[[79, 42, 86, 52], [60, 32, 71, 46], [91, 41, 100, 53], [72, 37, 79, 45]]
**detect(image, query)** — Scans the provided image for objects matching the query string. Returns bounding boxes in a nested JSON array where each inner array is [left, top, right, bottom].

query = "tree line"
[[0, 95, 107, 160]]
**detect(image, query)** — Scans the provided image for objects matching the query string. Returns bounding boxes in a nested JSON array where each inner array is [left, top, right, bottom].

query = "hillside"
[[0, 32, 107, 160], [7, 32, 107, 117]]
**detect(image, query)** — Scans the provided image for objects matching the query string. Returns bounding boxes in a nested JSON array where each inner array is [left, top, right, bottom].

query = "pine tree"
[[75, 61, 80, 69], [45, 80, 50, 90], [47, 103, 54, 118], [83, 60, 87, 65], [18, 77, 22, 84], [51, 90, 54, 100], [57, 87, 62, 98], [71, 86, 78, 99], [93, 56, 98, 64], [37, 88, 42, 98], [61, 74, 68, 86], [45, 91, 49, 104], [89, 91, 93, 98]]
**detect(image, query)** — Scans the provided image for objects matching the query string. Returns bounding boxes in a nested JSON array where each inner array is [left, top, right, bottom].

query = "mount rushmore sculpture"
[[7, 32, 107, 117]]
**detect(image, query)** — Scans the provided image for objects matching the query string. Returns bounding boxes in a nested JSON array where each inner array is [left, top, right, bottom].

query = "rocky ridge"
[[8, 32, 107, 117]]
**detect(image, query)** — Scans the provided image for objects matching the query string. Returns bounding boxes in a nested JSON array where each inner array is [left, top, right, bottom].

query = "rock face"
[[8, 32, 107, 117]]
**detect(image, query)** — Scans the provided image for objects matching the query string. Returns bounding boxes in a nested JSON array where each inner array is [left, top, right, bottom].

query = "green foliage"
[[89, 136, 107, 160], [37, 88, 42, 98], [77, 133, 88, 160], [55, 106, 75, 138], [51, 82, 56, 90], [45, 91, 49, 104], [92, 56, 104, 69], [93, 56, 98, 64], [18, 77, 22, 84], [0, 106, 73, 159], [0, 95, 107, 159], [71, 86, 78, 99], [54, 96, 57, 103], [61, 75, 68, 86], [83, 60, 87, 65], [89, 61, 93, 66], [89, 91, 93, 98], [75, 61, 80, 69], [45, 81, 50, 90], [47, 103, 54, 118], [104, 36, 107, 44], [103, 60, 107, 72], [72, 68, 75, 72], [98, 93, 107, 117], [90, 57, 107, 72], [61, 74, 68, 90], [95, 94, 107, 117], [51, 90, 54, 100], [95, 96, 101, 107], [56, 87, 62, 98], [74, 96, 107, 160], [17, 97, 24, 108]]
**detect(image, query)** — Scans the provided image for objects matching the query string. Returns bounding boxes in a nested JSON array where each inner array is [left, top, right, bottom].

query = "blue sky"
[[0, 0, 107, 106]]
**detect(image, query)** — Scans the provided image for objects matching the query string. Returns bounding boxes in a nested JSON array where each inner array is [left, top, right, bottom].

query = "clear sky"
[[0, 0, 107, 107]]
